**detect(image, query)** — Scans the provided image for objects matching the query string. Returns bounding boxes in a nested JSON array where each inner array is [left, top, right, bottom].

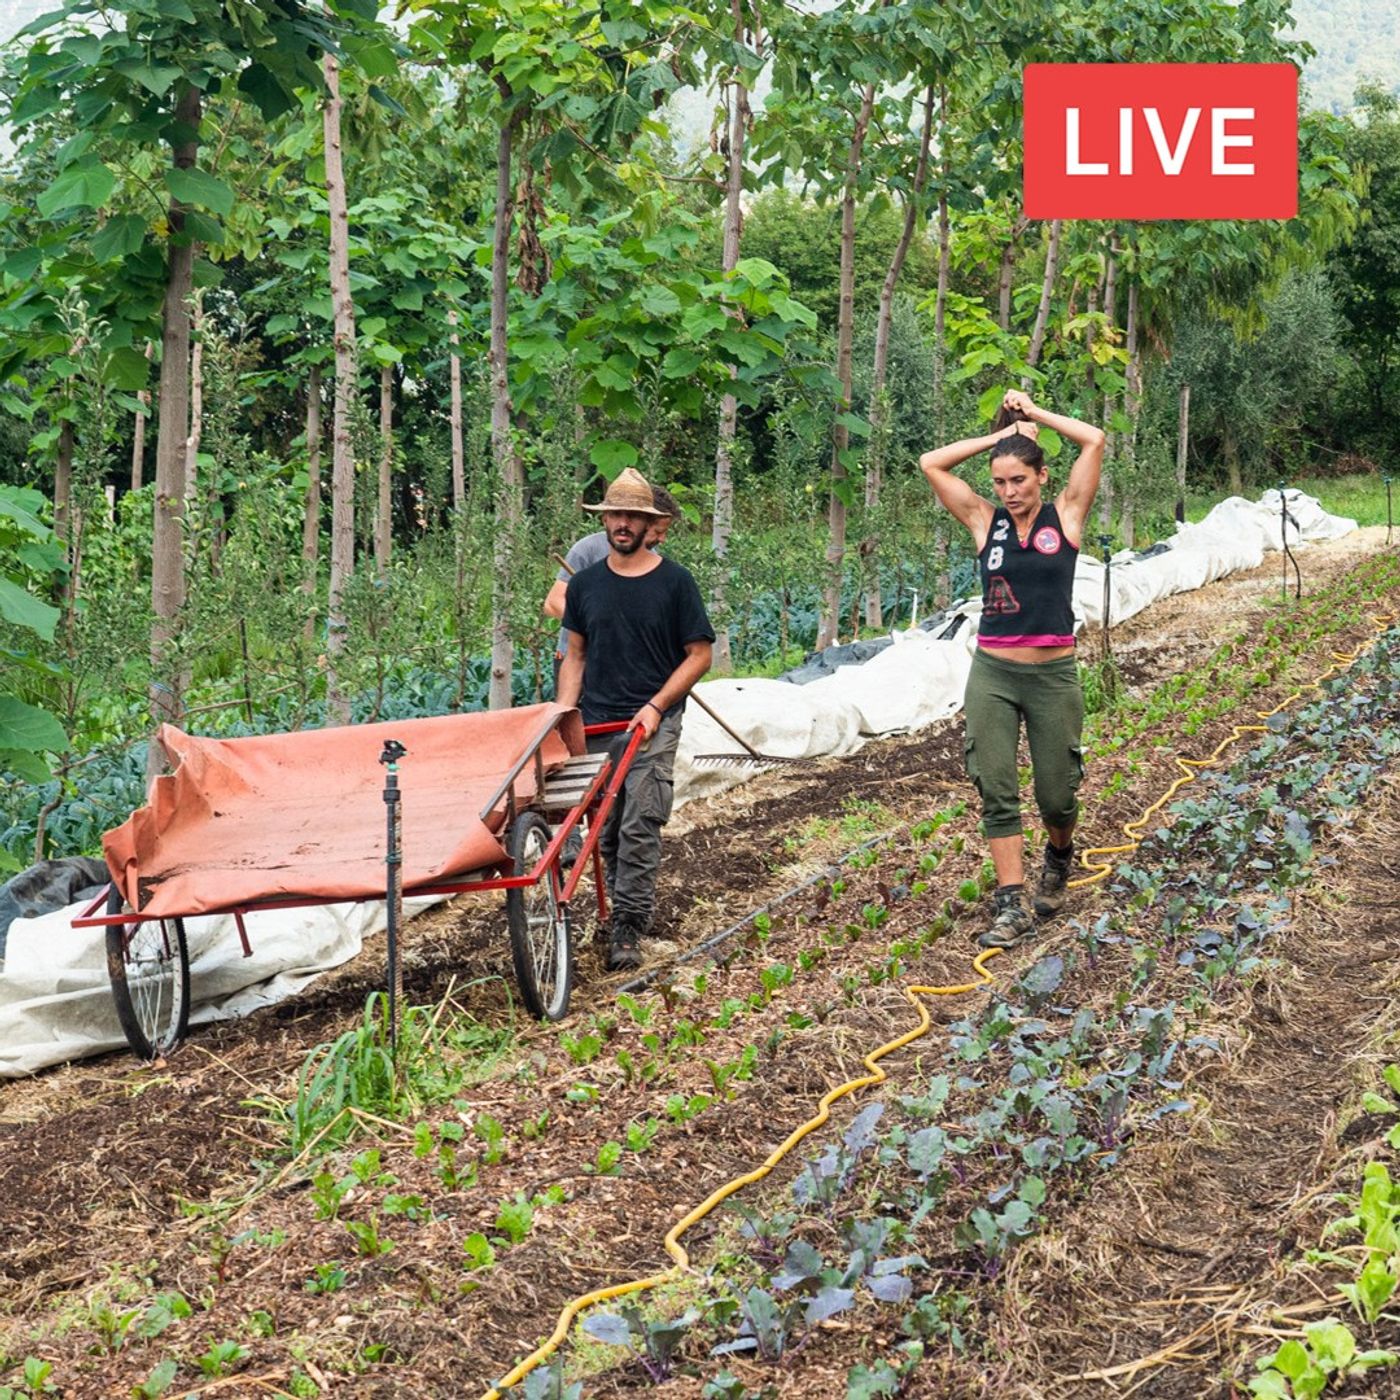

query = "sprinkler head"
[[379, 739, 407, 765]]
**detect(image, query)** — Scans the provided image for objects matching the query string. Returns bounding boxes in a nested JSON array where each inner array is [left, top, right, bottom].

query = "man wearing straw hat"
[[542, 484, 683, 688], [557, 468, 714, 971]]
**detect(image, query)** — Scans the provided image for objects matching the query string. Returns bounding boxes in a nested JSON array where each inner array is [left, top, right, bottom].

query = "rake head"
[[693, 751, 809, 768]]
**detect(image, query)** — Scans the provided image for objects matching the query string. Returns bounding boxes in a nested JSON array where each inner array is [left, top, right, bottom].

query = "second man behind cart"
[[556, 468, 714, 971]]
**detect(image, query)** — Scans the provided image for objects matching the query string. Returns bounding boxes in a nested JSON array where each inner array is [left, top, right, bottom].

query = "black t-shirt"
[[562, 556, 715, 724]]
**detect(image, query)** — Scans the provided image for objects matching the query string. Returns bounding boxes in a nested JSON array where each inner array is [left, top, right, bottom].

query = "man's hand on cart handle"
[[627, 699, 663, 742]]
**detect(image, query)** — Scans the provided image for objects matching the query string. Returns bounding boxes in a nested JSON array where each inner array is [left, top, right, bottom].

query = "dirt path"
[[0, 528, 1396, 1399]]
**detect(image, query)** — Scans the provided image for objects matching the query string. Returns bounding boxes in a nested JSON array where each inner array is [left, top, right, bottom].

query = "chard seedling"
[[625, 1117, 661, 1153], [462, 1232, 496, 1273], [305, 1263, 347, 1294], [473, 1114, 508, 1165], [493, 1193, 534, 1246], [587, 1142, 623, 1176], [343, 1215, 394, 1258]]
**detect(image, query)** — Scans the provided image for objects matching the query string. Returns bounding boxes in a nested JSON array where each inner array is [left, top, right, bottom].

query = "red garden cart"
[[71, 703, 643, 1060]]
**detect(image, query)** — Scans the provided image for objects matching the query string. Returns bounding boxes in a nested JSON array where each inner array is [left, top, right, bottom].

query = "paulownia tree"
[[6, 0, 385, 766]]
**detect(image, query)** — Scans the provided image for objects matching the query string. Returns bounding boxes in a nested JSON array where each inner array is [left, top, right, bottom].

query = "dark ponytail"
[[989, 404, 1045, 469]]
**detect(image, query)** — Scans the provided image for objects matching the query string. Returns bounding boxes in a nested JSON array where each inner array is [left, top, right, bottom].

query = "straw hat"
[[582, 467, 665, 516]]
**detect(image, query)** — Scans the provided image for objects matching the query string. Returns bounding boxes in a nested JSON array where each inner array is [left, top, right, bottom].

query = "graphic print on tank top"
[[976, 503, 1078, 646], [983, 515, 1020, 615]]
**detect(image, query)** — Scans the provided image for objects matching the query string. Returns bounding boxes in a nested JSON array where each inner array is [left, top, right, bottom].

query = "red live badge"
[[1024, 64, 1298, 220]]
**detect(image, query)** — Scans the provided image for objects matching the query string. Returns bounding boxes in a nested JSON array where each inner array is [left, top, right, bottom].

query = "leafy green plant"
[[130, 1358, 179, 1399], [196, 1340, 249, 1379], [494, 1193, 535, 1246], [665, 1093, 712, 1126], [587, 1141, 623, 1177], [625, 1118, 661, 1154], [463, 1232, 497, 1272], [277, 994, 463, 1152], [1248, 1318, 1397, 1397], [305, 1263, 347, 1295], [582, 1305, 702, 1382], [560, 1029, 604, 1066], [343, 1215, 394, 1259], [137, 1294, 192, 1341]]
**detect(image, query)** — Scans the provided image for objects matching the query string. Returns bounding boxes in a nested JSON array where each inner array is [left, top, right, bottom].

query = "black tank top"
[[976, 503, 1077, 648]]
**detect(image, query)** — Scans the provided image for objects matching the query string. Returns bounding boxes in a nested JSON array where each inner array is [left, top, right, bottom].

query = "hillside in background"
[[1292, 0, 1400, 111]]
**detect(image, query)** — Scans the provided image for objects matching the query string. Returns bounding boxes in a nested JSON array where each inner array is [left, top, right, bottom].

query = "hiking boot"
[[608, 917, 643, 971], [977, 885, 1036, 950], [559, 828, 583, 870], [1034, 844, 1074, 917]]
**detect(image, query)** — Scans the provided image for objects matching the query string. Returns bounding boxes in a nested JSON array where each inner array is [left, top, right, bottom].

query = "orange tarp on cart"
[[104, 704, 585, 917]]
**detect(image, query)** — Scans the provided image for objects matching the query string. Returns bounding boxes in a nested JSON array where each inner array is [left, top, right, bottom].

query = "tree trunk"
[[184, 290, 203, 511], [131, 342, 152, 491], [301, 362, 323, 642], [376, 362, 393, 574], [448, 307, 465, 514], [1175, 381, 1190, 522], [323, 52, 358, 725], [996, 215, 1028, 332], [1098, 236, 1120, 532], [932, 85, 952, 442], [1023, 218, 1062, 377], [1120, 276, 1140, 547], [147, 82, 200, 778], [488, 101, 524, 711], [182, 290, 204, 577], [53, 416, 72, 565], [863, 84, 934, 630], [709, 0, 752, 676], [816, 80, 877, 652]]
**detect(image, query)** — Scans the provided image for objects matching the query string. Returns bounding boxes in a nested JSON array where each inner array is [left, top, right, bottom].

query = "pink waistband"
[[978, 635, 1076, 649]]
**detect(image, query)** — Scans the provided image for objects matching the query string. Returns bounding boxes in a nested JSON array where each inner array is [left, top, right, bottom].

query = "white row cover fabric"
[[0, 896, 439, 1078], [0, 492, 1355, 1077], [671, 491, 1355, 806]]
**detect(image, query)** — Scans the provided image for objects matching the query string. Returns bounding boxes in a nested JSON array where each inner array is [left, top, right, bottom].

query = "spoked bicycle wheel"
[[105, 884, 191, 1060], [505, 811, 573, 1020]]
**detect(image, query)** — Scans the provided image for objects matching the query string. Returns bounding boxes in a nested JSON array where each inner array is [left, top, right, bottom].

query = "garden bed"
[[0, 529, 1397, 1399]]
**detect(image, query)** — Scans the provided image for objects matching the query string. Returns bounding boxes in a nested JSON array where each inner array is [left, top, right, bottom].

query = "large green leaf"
[[0, 745, 54, 784], [165, 166, 235, 218], [37, 161, 116, 217], [90, 214, 147, 263], [238, 62, 297, 120], [589, 440, 638, 475], [103, 345, 152, 391], [0, 696, 66, 755], [0, 576, 59, 640]]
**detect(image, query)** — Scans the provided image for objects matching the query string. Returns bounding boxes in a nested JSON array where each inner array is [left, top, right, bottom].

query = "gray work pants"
[[586, 709, 681, 932]]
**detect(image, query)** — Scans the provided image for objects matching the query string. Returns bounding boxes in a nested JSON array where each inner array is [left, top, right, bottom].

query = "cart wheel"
[[105, 885, 191, 1060], [506, 812, 573, 1021]]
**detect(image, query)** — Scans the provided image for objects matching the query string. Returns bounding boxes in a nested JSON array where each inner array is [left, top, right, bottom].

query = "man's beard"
[[607, 525, 644, 555]]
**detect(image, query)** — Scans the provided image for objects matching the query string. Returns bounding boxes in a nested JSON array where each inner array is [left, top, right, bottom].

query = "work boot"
[[608, 916, 643, 972], [977, 885, 1035, 950], [1034, 843, 1074, 917]]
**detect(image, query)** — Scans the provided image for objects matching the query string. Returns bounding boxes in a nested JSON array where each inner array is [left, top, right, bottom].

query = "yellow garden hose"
[[484, 609, 1395, 1399], [482, 949, 1003, 1399]]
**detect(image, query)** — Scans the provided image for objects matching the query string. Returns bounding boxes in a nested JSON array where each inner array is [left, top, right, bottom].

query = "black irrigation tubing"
[[615, 828, 903, 997]]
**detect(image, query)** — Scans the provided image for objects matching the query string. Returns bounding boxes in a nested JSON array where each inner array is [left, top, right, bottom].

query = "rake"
[[687, 689, 815, 769]]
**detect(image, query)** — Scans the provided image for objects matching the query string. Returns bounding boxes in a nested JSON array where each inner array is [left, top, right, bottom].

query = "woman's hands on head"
[[992, 417, 1039, 443], [1001, 388, 1036, 419]]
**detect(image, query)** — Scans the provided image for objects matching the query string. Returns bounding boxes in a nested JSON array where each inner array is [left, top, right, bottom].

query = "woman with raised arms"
[[919, 389, 1106, 949]]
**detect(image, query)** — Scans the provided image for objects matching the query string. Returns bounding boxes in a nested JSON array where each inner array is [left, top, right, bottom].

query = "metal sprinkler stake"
[[1386, 475, 1394, 546], [1278, 480, 1301, 601], [379, 739, 407, 1049], [1098, 533, 1114, 665]]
